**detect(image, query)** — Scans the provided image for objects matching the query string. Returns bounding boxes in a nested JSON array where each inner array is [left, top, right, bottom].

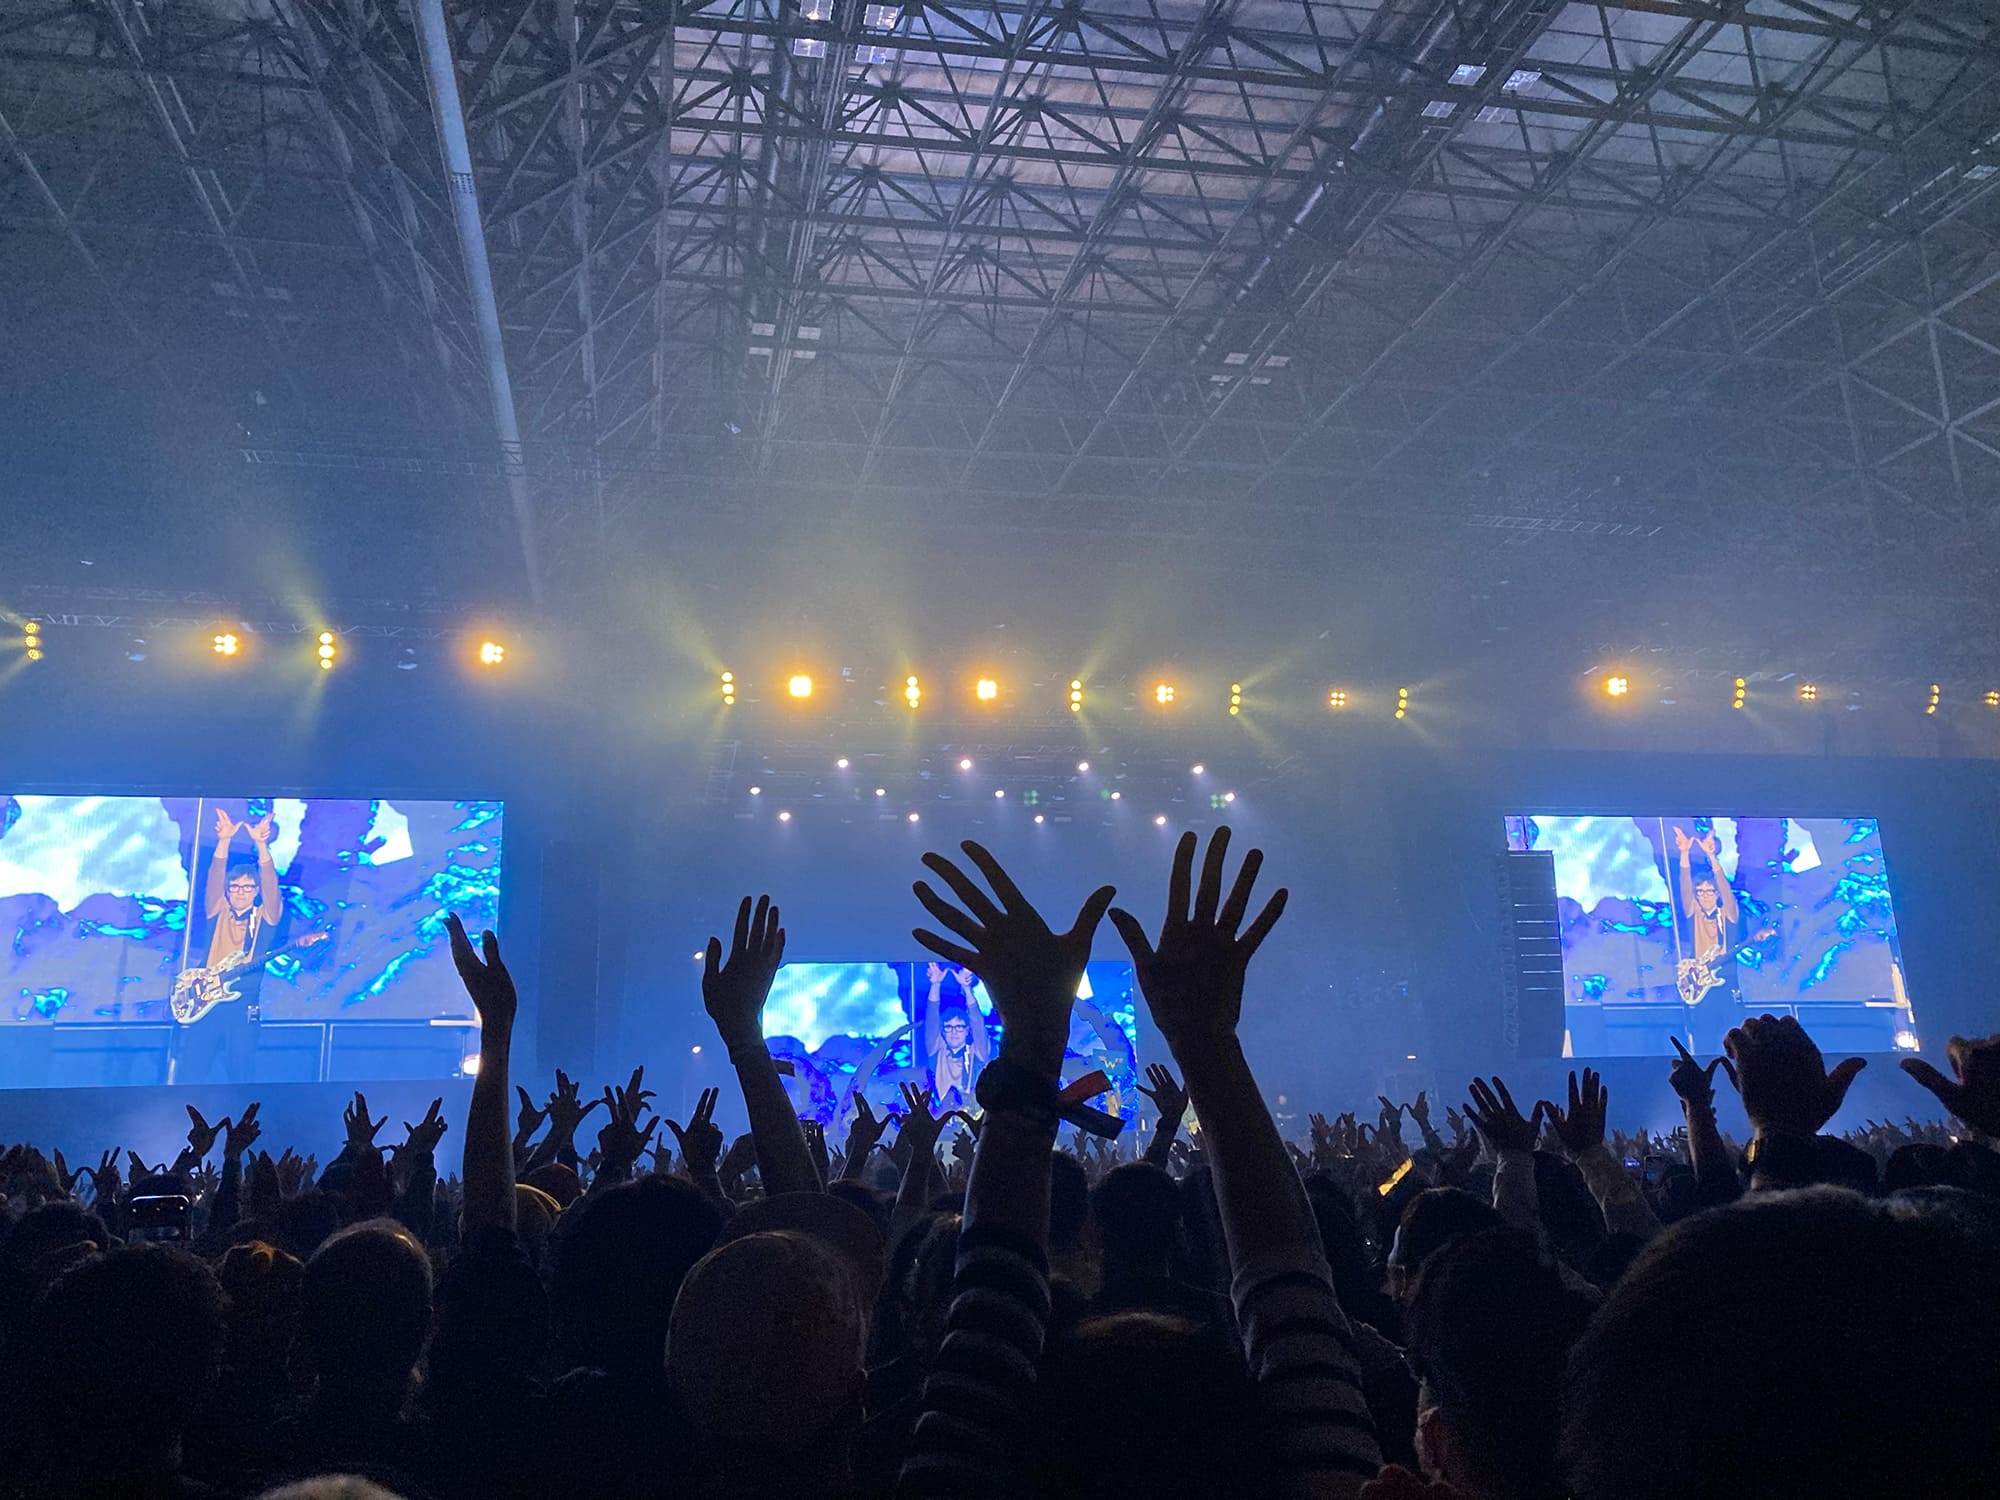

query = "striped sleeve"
[[1232, 1250, 1383, 1494], [897, 1224, 1052, 1499]]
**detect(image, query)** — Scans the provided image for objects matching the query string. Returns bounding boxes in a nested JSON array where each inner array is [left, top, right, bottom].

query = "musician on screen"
[[175, 809, 288, 1084], [1674, 824, 1740, 1048], [920, 960, 992, 1109]]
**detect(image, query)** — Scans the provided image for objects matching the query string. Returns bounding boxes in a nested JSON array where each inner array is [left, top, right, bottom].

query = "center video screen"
[[761, 959, 1141, 1131], [1505, 813, 1914, 1058], [0, 793, 503, 1087]]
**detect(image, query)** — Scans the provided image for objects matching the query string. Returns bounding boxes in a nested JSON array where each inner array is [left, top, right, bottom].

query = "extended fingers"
[[1166, 831, 1198, 924], [1237, 887, 1288, 959], [913, 928, 979, 971], [1217, 844, 1266, 937], [914, 880, 986, 943], [958, 841, 1028, 915], [922, 852, 1003, 926], [1193, 827, 1232, 927]]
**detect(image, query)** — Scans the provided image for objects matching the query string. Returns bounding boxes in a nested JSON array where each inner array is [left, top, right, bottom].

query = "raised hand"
[[1724, 1014, 1865, 1136], [1409, 1091, 1433, 1132], [897, 1083, 951, 1161], [214, 807, 239, 842], [515, 1085, 549, 1139], [913, 841, 1114, 1076], [544, 1069, 603, 1144], [1377, 1096, 1407, 1145], [950, 1124, 978, 1166], [446, 913, 517, 1033], [185, 1105, 225, 1161], [1669, 1036, 1735, 1109], [276, 1148, 308, 1198], [343, 1090, 387, 1149], [718, 1132, 758, 1189], [1672, 825, 1691, 855], [841, 1094, 891, 1170], [703, 895, 787, 1050], [223, 1102, 263, 1160], [597, 1068, 659, 1169], [247, 816, 274, 845], [190, 1163, 219, 1201], [126, 1150, 155, 1183], [401, 1098, 449, 1156], [801, 1119, 831, 1184], [1137, 1063, 1189, 1130], [51, 1149, 83, 1197], [1900, 1034, 2000, 1136], [248, 1152, 282, 1221], [1107, 828, 1284, 1054], [665, 1087, 725, 1179], [1538, 1068, 1610, 1155], [1464, 1076, 1542, 1152], [89, 1149, 121, 1203]]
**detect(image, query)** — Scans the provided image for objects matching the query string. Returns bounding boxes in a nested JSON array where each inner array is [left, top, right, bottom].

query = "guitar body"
[[170, 965, 244, 1025], [172, 931, 329, 1024]]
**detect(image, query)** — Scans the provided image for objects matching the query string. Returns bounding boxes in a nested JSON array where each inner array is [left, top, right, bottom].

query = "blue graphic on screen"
[[1504, 813, 1914, 1057], [0, 793, 502, 1085], [761, 960, 1141, 1131]]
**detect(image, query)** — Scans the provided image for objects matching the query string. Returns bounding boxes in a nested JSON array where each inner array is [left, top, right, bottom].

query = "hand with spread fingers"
[[1538, 1068, 1610, 1155], [1138, 1063, 1190, 1133], [342, 1091, 387, 1150], [222, 1103, 263, 1161], [597, 1067, 660, 1174], [401, 1098, 449, 1157], [840, 1094, 891, 1178], [1464, 1076, 1542, 1153], [912, 840, 1114, 1078], [1107, 828, 1286, 1056], [703, 895, 788, 1052]]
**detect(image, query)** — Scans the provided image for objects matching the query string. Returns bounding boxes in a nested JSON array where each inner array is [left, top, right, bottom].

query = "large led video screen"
[[0, 794, 502, 1086], [760, 959, 1141, 1128], [1504, 813, 1915, 1057]]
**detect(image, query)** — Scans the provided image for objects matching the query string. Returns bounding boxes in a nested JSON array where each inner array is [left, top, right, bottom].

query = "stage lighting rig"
[[1229, 683, 1242, 716], [1604, 676, 1629, 698], [1798, 683, 1818, 703], [721, 671, 736, 706], [1927, 684, 1941, 716], [1328, 689, 1348, 709], [22, 620, 41, 663], [1069, 679, 1084, 713], [788, 674, 813, 699], [1395, 687, 1409, 720], [316, 631, 337, 671], [975, 677, 999, 702], [1153, 682, 1176, 706], [213, 631, 241, 658], [904, 675, 922, 710], [478, 640, 506, 667], [1987, 691, 1999, 709], [1732, 678, 1747, 710]]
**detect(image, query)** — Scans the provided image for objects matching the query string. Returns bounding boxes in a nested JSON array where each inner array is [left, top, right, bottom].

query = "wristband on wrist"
[[975, 1056, 1063, 1123]]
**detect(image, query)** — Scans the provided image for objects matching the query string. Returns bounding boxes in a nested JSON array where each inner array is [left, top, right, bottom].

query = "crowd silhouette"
[[1, 828, 1995, 1498]]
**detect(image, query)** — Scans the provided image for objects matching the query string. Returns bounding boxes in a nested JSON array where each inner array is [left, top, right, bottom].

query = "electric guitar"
[[171, 930, 331, 1024]]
